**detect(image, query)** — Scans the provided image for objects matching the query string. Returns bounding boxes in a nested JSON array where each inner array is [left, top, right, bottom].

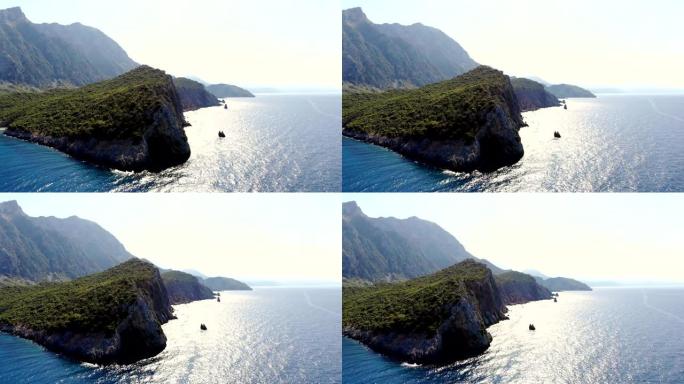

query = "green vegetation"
[[0, 259, 158, 334], [161, 270, 214, 304], [206, 83, 255, 98], [540, 277, 592, 291], [202, 276, 251, 291], [161, 270, 201, 285], [0, 65, 180, 141], [495, 270, 537, 285], [173, 77, 219, 111], [343, 66, 514, 142], [343, 260, 490, 334]]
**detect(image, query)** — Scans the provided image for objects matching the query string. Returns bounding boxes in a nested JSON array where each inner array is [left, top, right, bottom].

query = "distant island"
[[206, 83, 255, 98], [203, 276, 253, 291], [546, 84, 596, 98], [343, 66, 525, 173], [342, 201, 592, 365]]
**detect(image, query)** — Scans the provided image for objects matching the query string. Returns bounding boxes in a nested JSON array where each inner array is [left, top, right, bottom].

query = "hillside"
[[511, 77, 560, 111], [173, 77, 220, 111], [538, 276, 592, 291], [203, 276, 252, 291], [546, 84, 596, 98], [343, 260, 506, 364], [343, 66, 525, 172], [0, 65, 191, 172], [0, 200, 133, 282], [0, 259, 173, 364], [162, 270, 215, 304], [0, 7, 137, 88], [495, 271, 552, 304], [206, 83, 255, 98], [343, 7, 477, 89]]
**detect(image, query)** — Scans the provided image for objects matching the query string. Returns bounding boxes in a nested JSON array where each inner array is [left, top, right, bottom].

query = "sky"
[[1, 193, 341, 285], [346, 193, 684, 284], [342, 0, 684, 90], [1, 0, 341, 90]]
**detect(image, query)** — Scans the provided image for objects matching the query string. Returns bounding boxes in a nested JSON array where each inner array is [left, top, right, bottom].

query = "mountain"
[[343, 201, 502, 282], [161, 270, 214, 304], [343, 260, 507, 364], [173, 77, 220, 111], [202, 277, 252, 291], [0, 7, 137, 88], [343, 66, 525, 173], [342, 7, 477, 89], [0, 200, 133, 282], [511, 77, 560, 111], [546, 84, 596, 98], [206, 83, 255, 98], [0, 65, 191, 172], [537, 276, 592, 291], [495, 271, 552, 304], [523, 269, 549, 279], [0, 259, 173, 364]]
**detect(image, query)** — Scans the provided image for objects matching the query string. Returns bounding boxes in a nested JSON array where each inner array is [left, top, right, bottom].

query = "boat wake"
[[648, 98, 684, 123], [303, 291, 340, 317], [641, 290, 684, 325]]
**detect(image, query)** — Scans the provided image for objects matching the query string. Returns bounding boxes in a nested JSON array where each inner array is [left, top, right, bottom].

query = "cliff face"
[[511, 78, 560, 112], [0, 259, 174, 365], [173, 77, 220, 111], [496, 271, 552, 305], [343, 260, 507, 364], [343, 66, 525, 173], [0, 66, 191, 172], [162, 270, 215, 304]]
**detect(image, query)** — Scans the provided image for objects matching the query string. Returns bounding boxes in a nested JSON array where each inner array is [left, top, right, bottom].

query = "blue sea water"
[[0, 94, 341, 192], [343, 288, 684, 384], [343, 95, 684, 192], [0, 287, 341, 384]]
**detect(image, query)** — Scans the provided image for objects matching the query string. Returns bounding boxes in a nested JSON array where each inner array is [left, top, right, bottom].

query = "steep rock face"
[[206, 83, 255, 98], [173, 77, 220, 111], [0, 66, 191, 172], [343, 66, 525, 173], [0, 7, 136, 87], [511, 77, 560, 112], [0, 200, 132, 282], [343, 8, 477, 89], [343, 260, 507, 364], [162, 270, 215, 304], [0, 259, 174, 364], [202, 276, 252, 291], [496, 271, 552, 305]]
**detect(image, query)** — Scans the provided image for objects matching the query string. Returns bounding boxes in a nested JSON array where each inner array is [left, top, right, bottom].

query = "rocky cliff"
[[173, 77, 220, 111], [495, 271, 552, 305], [0, 259, 174, 365], [162, 270, 215, 304], [0, 66, 191, 172], [343, 260, 507, 364], [511, 77, 560, 112], [343, 66, 525, 173]]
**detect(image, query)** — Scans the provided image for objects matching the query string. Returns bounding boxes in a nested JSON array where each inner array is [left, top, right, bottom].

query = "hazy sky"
[[2, 0, 341, 89], [347, 194, 684, 284], [343, 0, 684, 89], [2, 193, 341, 284]]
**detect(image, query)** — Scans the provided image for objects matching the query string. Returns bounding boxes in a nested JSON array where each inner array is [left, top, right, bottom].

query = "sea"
[[343, 288, 684, 384], [0, 94, 341, 192], [343, 95, 684, 192], [0, 287, 341, 384]]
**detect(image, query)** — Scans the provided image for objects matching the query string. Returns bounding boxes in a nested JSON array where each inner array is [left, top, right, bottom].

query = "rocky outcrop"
[[511, 77, 560, 112], [343, 66, 525, 173], [343, 260, 507, 364], [1, 66, 191, 172], [173, 77, 220, 111], [495, 271, 553, 305], [0, 259, 174, 365], [162, 270, 215, 304]]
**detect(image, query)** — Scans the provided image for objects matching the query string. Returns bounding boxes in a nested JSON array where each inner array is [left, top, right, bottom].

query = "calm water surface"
[[343, 95, 684, 192], [343, 288, 684, 383], [0, 287, 341, 383], [0, 94, 341, 192]]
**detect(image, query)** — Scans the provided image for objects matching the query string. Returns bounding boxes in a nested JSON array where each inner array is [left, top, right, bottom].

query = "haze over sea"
[[343, 95, 684, 192], [0, 94, 341, 192], [343, 287, 684, 384], [0, 287, 341, 384]]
